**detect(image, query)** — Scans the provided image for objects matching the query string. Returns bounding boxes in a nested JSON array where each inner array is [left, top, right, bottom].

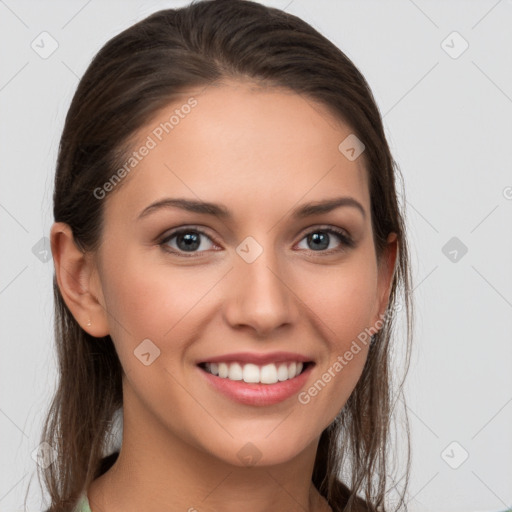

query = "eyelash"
[[158, 225, 355, 258]]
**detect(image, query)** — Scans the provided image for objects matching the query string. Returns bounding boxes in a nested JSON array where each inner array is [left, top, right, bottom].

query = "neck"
[[87, 379, 332, 512], [88, 409, 331, 512]]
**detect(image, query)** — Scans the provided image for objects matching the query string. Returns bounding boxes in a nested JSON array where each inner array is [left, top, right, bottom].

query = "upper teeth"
[[204, 361, 304, 384]]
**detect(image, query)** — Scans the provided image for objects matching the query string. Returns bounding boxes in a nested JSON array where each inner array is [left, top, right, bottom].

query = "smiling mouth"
[[197, 361, 313, 385]]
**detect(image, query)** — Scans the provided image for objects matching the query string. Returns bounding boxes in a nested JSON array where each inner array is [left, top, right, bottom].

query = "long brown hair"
[[33, 1, 413, 510]]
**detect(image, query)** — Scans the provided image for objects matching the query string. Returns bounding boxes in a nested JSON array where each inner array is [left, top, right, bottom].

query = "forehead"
[[104, 80, 370, 224]]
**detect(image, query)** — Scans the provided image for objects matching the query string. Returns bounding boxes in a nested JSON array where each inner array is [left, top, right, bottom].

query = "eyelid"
[[159, 225, 219, 250], [297, 224, 352, 242]]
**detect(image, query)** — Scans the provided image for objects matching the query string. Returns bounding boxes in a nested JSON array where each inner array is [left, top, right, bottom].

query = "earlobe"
[[50, 222, 110, 337]]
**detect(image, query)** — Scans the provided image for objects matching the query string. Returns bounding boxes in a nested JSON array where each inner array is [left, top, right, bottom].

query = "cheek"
[[291, 259, 377, 417], [98, 253, 187, 349], [99, 252, 226, 370], [295, 257, 379, 346]]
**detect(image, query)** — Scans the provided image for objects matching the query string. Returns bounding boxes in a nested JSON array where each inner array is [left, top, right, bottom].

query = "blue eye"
[[160, 227, 216, 256], [159, 225, 354, 257], [296, 227, 354, 253]]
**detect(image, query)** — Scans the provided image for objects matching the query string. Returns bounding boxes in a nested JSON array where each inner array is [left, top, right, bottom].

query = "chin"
[[206, 435, 311, 469]]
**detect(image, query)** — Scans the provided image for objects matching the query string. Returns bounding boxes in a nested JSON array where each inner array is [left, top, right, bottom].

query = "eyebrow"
[[137, 196, 366, 221]]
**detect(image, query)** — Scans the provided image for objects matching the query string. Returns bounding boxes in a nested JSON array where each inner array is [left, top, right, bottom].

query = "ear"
[[371, 232, 399, 327], [50, 222, 110, 337]]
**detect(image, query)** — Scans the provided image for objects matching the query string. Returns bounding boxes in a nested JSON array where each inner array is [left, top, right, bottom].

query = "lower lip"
[[197, 363, 314, 406]]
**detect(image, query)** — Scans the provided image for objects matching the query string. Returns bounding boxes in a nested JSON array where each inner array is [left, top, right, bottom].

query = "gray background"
[[0, 0, 511, 511]]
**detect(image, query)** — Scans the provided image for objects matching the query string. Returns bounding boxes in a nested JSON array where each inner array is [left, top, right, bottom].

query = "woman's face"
[[88, 80, 396, 467]]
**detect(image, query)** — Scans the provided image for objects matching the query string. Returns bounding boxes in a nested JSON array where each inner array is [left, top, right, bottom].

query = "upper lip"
[[197, 351, 314, 366]]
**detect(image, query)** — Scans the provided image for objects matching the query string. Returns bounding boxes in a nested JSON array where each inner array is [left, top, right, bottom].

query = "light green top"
[[71, 490, 512, 512], [73, 492, 91, 512]]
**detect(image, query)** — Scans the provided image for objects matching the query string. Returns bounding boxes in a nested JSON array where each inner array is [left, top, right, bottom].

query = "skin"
[[51, 79, 398, 512]]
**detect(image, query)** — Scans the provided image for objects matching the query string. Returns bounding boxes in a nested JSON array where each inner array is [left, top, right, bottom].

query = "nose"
[[223, 246, 297, 337]]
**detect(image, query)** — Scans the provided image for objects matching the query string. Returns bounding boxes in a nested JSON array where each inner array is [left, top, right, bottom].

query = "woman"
[[39, 0, 413, 510]]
